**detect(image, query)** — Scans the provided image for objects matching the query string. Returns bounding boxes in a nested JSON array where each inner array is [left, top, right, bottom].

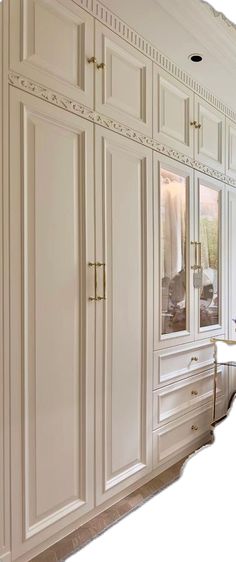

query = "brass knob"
[[191, 390, 198, 396], [97, 62, 106, 70], [190, 121, 197, 127], [191, 425, 198, 431], [87, 56, 97, 64], [191, 356, 199, 362], [195, 123, 202, 129]]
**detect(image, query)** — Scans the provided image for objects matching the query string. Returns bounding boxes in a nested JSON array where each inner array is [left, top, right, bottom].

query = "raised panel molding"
[[195, 98, 225, 171], [8, 72, 236, 188], [226, 120, 236, 178]]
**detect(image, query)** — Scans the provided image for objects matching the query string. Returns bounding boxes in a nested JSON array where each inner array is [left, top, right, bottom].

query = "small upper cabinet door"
[[226, 119, 236, 179], [194, 96, 225, 171], [95, 21, 152, 135], [153, 65, 194, 157], [10, 0, 94, 107]]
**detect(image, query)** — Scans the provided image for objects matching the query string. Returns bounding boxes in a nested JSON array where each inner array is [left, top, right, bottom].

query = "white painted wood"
[[9, 87, 95, 559], [194, 173, 226, 340], [95, 21, 152, 135], [152, 404, 212, 467], [194, 95, 225, 171], [10, 0, 94, 108], [153, 65, 194, 156], [153, 368, 224, 428], [153, 339, 216, 388], [228, 191, 236, 399], [95, 126, 153, 505], [154, 153, 195, 350], [226, 119, 236, 179]]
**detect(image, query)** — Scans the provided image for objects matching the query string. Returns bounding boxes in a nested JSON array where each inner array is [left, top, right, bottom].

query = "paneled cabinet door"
[[153, 65, 194, 156], [226, 119, 236, 179], [154, 153, 195, 350], [10, 0, 94, 108], [194, 173, 226, 340], [95, 127, 153, 505], [194, 95, 225, 171], [228, 191, 236, 398], [10, 88, 95, 560], [95, 21, 152, 135]]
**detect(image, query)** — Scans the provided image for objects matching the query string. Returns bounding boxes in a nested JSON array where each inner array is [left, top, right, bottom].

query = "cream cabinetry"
[[226, 119, 236, 179], [153, 66, 225, 171], [228, 191, 236, 399], [154, 153, 226, 350], [95, 127, 153, 504]]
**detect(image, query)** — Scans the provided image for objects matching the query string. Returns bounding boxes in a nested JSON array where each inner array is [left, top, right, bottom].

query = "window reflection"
[[160, 168, 187, 335], [199, 185, 219, 328]]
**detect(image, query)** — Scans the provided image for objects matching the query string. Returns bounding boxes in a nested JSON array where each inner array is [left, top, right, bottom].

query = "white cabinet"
[[95, 22, 152, 134], [9, 88, 95, 559], [153, 66, 226, 171], [10, 0, 95, 108], [95, 127, 153, 504], [228, 191, 236, 399], [154, 154, 226, 350], [153, 66, 194, 156], [226, 119, 236, 179], [194, 95, 225, 172]]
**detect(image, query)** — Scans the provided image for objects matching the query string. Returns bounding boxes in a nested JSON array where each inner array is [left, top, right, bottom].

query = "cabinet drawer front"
[[154, 342, 214, 388], [153, 369, 223, 428], [153, 406, 212, 465]]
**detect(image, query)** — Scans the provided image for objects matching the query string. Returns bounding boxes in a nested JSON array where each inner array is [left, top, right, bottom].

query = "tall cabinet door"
[[194, 173, 226, 340], [154, 154, 195, 349], [95, 127, 153, 505], [10, 88, 95, 560], [228, 191, 236, 398]]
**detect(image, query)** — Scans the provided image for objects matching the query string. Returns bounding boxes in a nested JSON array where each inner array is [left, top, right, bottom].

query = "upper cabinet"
[[194, 95, 225, 172], [10, 0, 95, 108], [94, 22, 152, 135], [153, 66, 226, 172], [153, 66, 194, 156]]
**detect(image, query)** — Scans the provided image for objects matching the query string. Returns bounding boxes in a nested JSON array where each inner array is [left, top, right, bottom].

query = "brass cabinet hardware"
[[191, 241, 201, 270], [191, 425, 199, 431], [197, 241, 202, 268], [97, 262, 106, 300], [195, 123, 202, 129], [190, 121, 197, 127], [191, 389, 199, 396], [88, 262, 98, 301], [97, 62, 106, 70], [191, 356, 199, 362], [87, 56, 97, 64]]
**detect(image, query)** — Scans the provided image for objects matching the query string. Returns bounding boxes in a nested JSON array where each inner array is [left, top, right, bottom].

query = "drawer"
[[153, 368, 224, 428], [153, 405, 212, 466], [153, 340, 215, 388]]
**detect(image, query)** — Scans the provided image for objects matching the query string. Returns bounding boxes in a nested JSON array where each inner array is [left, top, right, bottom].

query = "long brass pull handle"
[[191, 241, 200, 270], [88, 262, 98, 301], [97, 262, 106, 300], [197, 242, 202, 269]]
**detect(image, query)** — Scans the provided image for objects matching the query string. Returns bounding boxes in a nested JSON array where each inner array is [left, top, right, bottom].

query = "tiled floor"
[[30, 454, 198, 562]]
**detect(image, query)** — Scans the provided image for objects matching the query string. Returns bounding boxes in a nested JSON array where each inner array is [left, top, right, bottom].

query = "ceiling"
[[105, 0, 236, 112]]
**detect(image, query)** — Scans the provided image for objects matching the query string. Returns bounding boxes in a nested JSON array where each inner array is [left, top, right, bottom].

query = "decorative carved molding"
[[73, 0, 236, 123], [8, 71, 236, 188]]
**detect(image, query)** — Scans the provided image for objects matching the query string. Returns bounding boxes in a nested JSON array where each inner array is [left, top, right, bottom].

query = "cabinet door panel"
[[10, 0, 94, 107], [154, 154, 195, 350], [153, 66, 194, 156], [194, 173, 226, 340], [95, 128, 152, 505], [226, 119, 236, 179], [95, 22, 152, 135], [195, 96, 225, 171], [10, 88, 95, 559]]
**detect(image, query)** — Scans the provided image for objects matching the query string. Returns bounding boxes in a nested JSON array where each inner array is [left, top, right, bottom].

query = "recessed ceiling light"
[[189, 53, 203, 62]]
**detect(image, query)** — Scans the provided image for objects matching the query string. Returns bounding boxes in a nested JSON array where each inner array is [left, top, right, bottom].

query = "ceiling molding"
[[200, 0, 236, 31]]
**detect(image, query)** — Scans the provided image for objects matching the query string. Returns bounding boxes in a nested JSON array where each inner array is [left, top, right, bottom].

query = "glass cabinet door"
[[195, 174, 225, 339], [154, 154, 194, 349]]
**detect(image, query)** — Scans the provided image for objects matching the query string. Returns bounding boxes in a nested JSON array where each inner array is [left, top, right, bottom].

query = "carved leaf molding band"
[[8, 71, 236, 188]]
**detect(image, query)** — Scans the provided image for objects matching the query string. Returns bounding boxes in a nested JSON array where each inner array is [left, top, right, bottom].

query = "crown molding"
[[200, 0, 236, 31], [8, 71, 236, 188], [72, 0, 236, 123]]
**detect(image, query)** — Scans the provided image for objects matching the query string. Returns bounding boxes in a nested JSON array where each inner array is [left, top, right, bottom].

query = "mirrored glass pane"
[[199, 185, 219, 328], [160, 168, 187, 335]]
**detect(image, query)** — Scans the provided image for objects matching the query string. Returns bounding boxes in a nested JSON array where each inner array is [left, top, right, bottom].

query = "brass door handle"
[[191, 425, 198, 431], [88, 262, 98, 301], [191, 241, 201, 270], [97, 262, 106, 301], [97, 62, 106, 70]]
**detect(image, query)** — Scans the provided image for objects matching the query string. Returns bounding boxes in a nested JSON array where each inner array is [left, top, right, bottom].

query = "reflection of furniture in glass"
[[211, 338, 236, 424]]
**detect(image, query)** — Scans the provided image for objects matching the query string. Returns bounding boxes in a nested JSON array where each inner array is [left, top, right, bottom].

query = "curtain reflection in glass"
[[160, 168, 187, 335], [199, 185, 219, 327]]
